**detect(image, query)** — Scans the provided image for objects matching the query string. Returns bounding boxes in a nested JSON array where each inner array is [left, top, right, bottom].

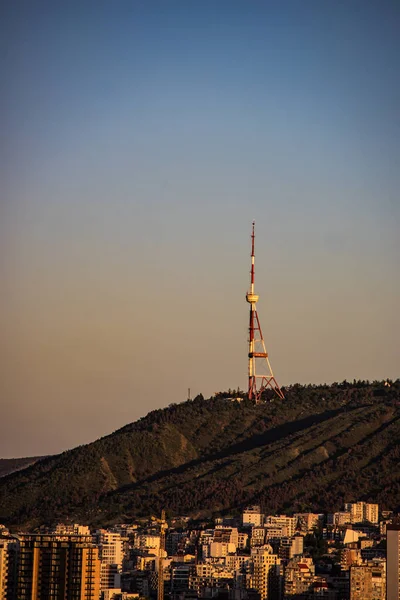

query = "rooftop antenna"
[[246, 221, 284, 402]]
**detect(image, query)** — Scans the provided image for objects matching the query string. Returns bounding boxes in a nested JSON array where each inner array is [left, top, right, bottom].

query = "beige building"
[[284, 556, 315, 598], [247, 546, 281, 600], [251, 527, 267, 547], [365, 504, 379, 524], [344, 502, 379, 524], [52, 523, 91, 536], [189, 563, 234, 596], [345, 503, 364, 524], [278, 536, 303, 561], [225, 554, 251, 571], [379, 520, 391, 536], [340, 548, 362, 571], [387, 524, 400, 600], [343, 529, 362, 545], [243, 506, 264, 528], [293, 513, 321, 533], [214, 526, 239, 547], [103, 591, 139, 600], [237, 532, 249, 550], [134, 533, 160, 551], [330, 512, 352, 526], [209, 542, 236, 557], [265, 526, 287, 541], [313, 576, 338, 599], [16, 534, 101, 600], [265, 516, 296, 538], [350, 560, 385, 600]]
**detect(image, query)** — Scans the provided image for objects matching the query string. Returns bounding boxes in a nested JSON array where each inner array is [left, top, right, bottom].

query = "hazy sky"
[[1, 0, 399, 458]]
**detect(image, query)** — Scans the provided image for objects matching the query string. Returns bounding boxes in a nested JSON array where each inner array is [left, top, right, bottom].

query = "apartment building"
[[247, 546, 281, 600], [265, 516, 296, 539], [0, 539, 12, 600], [350, 560, 385, 600], [16, 534, 101, 600], [95, 530, 124, 591], [243, 507, 264, 528], [344, 503, 379, 525]]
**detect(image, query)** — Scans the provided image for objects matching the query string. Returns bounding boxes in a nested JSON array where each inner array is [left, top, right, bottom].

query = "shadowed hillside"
[[0, 380, 399, 528], [0, 457, 47, 478]]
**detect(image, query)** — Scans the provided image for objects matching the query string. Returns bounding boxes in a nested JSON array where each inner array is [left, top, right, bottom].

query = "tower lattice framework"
[[246, 222, 284, 403], [155, 510, 167, 600]]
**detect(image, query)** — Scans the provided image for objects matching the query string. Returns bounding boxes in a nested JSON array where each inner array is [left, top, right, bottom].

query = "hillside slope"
[[0, 457, 46, 478], [0, 381, 399, 528]]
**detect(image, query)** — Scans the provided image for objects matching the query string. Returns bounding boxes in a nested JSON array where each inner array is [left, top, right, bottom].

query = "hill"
[[0, 380, 399, 529], [0, 457, 47, 478]]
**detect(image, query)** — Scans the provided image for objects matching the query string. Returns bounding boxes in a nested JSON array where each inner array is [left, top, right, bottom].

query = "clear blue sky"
[[1, 0, 399, 457]]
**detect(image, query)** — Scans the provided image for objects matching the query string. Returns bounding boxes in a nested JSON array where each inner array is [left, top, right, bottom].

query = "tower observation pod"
[[246, 222, 284, 403]]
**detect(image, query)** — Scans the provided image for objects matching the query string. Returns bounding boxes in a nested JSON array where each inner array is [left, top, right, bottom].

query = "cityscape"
[[0, 501, 399, 599], [2, 1, 399, 599]]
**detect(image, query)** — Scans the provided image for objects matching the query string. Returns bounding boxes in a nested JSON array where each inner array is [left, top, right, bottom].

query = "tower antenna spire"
[[246, 221, 284, 402]]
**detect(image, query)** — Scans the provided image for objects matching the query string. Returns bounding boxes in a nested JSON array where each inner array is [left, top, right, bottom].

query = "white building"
[[95, 530, 124, 591]]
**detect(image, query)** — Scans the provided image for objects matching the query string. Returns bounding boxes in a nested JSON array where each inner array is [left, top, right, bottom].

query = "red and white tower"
[[246, 222, 284, 402]]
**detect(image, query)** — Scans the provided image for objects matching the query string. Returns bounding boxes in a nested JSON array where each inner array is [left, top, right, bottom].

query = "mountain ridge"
[[1, 380, 399, 529], [0, 457, 48, 479]]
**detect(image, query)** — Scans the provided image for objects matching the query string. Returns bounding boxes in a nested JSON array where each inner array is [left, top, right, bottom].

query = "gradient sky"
[[1, 0, 399, 458]]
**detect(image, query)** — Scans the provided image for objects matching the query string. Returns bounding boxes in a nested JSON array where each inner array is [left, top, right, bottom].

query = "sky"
[[1, 0, 399, 458]]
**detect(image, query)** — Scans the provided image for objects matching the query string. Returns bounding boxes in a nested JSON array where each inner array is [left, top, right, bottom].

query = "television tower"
[[246, 221, 284, 402], [156, 510, 167, 600]]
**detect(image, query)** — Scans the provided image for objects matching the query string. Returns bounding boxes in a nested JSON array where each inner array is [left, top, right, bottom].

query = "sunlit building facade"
[[16, 534, 100, 600]]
